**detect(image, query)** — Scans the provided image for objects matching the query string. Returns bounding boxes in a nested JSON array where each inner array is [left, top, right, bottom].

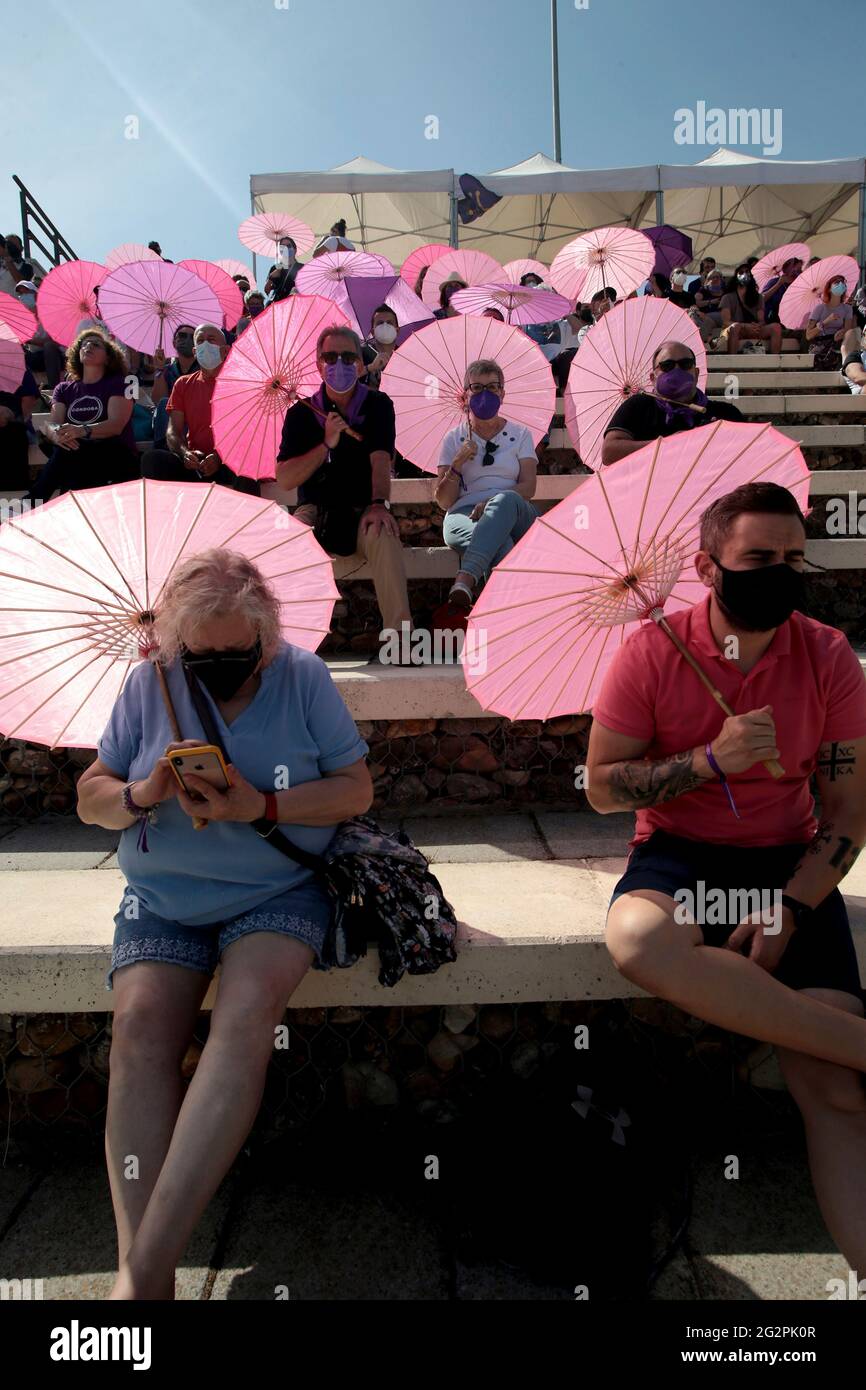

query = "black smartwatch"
[[781, 894, 813, 930]]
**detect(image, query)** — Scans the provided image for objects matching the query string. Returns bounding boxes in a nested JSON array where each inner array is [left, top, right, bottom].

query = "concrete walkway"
[[0, 1134, 850, 1301]]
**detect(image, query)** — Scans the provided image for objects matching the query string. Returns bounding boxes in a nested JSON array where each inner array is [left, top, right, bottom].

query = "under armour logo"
[[571, 1084, 631, 1146]]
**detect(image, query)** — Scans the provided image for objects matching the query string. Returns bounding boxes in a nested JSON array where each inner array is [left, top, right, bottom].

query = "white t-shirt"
[[438, 421, 535, 511]]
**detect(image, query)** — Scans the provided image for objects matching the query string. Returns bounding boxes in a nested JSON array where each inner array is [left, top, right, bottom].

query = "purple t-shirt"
[[808, 302, 853, 338], [52, 374, 135, 450]]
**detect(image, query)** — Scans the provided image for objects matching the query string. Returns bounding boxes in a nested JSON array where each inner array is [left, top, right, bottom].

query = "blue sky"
[[1, 0, 860, 265]]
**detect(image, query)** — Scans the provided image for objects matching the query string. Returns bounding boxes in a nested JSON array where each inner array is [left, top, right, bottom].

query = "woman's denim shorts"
[[106, 879, 333, 990]]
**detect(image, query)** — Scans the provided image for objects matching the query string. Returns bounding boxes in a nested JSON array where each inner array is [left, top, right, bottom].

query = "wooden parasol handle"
[[154, 662, 209, 829], [653, 614, 785, 780]]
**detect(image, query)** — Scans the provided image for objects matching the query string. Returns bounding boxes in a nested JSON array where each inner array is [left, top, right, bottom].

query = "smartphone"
[[168, 745, 231, 799]]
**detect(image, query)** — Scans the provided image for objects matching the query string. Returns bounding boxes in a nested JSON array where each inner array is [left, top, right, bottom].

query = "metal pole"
[[655, 189, 664, 226], [449, 186, 458, 248], [551, 0, 561, 163], [250, 187, 257, 287], [858, 181, 866, 279]]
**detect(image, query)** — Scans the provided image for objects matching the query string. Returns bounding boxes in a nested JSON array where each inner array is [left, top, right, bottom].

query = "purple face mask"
[[469, 388, 501, 419], [324, 359, 357, 393], [655, 367, 695, 402]]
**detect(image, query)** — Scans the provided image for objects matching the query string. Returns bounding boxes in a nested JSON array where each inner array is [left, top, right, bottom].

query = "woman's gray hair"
[[316, 324, 363, 357], [464, 358, 504, 390], [154, 549, 283, 665]]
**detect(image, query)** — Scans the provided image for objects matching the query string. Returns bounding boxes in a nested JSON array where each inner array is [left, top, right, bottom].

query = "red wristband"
[[263, 791, 278, 822]]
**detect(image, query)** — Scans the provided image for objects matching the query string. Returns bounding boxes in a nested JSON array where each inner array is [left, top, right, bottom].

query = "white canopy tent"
[[250, 150, 866, 275]]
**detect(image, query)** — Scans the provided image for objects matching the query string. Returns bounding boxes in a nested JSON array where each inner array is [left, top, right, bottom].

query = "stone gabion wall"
[[0, 1000, 790, 1154]]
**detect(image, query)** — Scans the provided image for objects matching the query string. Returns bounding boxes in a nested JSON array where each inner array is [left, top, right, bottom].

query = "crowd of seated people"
[[2, 220, 863, 646]]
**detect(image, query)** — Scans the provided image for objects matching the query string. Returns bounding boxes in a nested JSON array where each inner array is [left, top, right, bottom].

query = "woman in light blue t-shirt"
[[433, 356, 539, 612], [77, 548, 371, 1300]]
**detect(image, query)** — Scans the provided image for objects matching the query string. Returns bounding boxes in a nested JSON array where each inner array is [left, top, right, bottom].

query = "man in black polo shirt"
[[601, 340, 744, 466], [277, 325, 411, 640]]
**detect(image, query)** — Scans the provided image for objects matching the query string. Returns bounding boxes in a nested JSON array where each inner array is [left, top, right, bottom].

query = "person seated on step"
[[77, 546, 372, 1300], [840, 324, 866, 396], [149, 324, 198, 449], [433, 272, 468, 320], [28, 328, 141, 501], [577, 287, 617, 346], [718, 265, 783, 355], [759, 256, 803, 325], [434, 356, 538, 613], [0, 363, 39, 490], [361, 304, 399, 389], [234, 289, 266, 337], [140, 324, 260, 496], [276, 324, 412, 646], [667, 268, 695, 311], [587, 480, 866, 1276], [601, 340, 743, 466], [689, 267, 726, 344], [805, 275, 854, 370]]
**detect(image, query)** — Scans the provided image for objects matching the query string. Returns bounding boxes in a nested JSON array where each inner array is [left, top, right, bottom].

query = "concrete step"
[[708, 354, 812, 370], [1, 815, 863, 1012], [706, 372, 843, 390], [707, 395, 865, 416]]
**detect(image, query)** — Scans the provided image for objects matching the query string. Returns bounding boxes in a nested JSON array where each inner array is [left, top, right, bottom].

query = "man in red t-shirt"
[[587, 481, 866, 1271], [141, 323, 259, 495]]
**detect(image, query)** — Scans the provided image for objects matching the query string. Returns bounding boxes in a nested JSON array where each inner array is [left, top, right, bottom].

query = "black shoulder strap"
[[181, 663, 326, 873]]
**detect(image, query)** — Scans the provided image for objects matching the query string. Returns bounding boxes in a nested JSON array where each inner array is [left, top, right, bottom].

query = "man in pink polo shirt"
[[587, 481, 866, 1272]]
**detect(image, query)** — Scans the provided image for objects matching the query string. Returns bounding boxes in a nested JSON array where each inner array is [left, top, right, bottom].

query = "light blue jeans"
[[443, 491, 538, 583]]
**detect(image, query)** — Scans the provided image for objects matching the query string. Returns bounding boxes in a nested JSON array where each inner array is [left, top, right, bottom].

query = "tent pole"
[[250, 187, 257, 287], [858, 182, 866, 278], [551, 0, 561, 163], [655, 190, 664, 226], [449, 185, 458, 248]]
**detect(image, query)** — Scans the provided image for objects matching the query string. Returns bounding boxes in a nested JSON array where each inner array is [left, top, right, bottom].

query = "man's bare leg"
[[606, 891, 866, 1071], [776, 988, 866, 1274]]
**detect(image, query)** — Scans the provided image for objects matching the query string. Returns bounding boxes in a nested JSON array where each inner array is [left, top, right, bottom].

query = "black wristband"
[[780, 894, 813, 929]]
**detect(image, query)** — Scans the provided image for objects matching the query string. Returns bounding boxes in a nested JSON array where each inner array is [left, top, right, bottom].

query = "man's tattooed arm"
[[607, 747, 710, 809]]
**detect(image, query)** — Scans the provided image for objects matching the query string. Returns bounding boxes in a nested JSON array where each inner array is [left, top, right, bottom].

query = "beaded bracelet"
[[122, 782, 158, 852]]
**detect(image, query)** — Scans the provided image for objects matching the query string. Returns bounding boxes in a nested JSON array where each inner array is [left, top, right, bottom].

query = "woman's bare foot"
[[108, 1264, 175, 1300]]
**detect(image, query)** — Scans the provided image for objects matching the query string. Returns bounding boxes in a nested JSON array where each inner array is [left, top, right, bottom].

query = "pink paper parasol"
[[35, 261, 105, 347], [379, 315, 555, 475], [503, 258, 549, 285], [400, 243, 451, 287], [778, 255, 860, 330], [450, 282, 572, 326], [178, 259, 245, 330], [295, 251, 391, 312], [238, 212, 315, 259], [214, 259, 257, 290], [0, 322, 25, 393], [463, 421, 810, 722], [564, 297, 707, 470], [750, 243, 811, 291], [98, 261, 221, 356], [104, 243, 161, 271], [0, 289, 38, 344], [421, 248, 503, 308], [550, 227, 655, 302], [0, 479, 339, 748], [211, 295, 352, 481]]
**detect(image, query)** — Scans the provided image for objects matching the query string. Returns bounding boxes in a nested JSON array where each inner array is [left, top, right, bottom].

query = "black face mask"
[[711, 557, 807, 632], [180, 639, 262, 701]]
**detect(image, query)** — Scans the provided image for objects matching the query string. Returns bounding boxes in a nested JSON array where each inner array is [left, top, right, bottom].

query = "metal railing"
[[12, 176, 77, 269]]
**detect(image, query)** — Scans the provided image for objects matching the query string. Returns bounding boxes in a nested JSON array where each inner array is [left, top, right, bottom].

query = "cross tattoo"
[[817, 743, 856, 781]]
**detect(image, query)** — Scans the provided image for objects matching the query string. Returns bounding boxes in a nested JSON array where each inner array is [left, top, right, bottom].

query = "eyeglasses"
[[468, 382, 502, 393], [320, 351, 359, 365], [656, 357, 696, 372]]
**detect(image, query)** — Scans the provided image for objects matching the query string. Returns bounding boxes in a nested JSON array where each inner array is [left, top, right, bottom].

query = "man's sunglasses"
[[320, 351, 359, 365], [656, 357, 696, 371]]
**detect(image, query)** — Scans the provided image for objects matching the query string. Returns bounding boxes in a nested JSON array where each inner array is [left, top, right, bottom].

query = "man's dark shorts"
[[609, 830, 864, 1004]]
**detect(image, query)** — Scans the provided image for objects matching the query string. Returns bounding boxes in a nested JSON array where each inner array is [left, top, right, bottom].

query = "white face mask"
[[195, 341, 222, 370], [373, 322, 397, 345]]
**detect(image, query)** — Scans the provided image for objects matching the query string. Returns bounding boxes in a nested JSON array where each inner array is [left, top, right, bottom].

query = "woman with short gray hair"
[[434, 358, 538, 611], [77, 547, 372, 1299]]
